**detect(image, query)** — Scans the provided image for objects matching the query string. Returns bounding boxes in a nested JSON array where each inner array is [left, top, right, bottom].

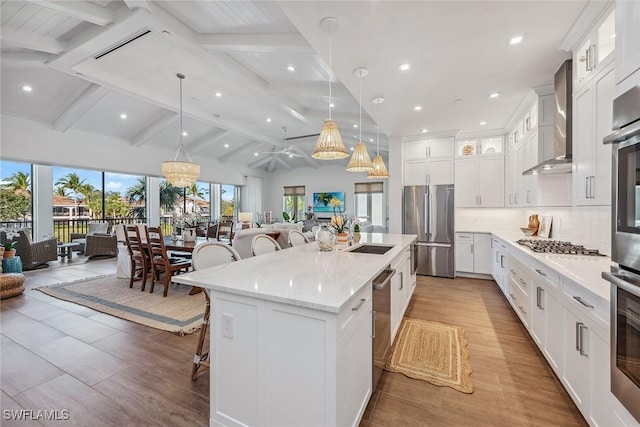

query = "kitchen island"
[[173, 233, 416, 427]]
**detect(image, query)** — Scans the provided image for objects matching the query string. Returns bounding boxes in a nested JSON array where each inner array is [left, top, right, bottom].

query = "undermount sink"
[[348, 244, 394, 255]]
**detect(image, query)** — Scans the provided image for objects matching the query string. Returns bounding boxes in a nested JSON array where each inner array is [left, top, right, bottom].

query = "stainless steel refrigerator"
[[403, 185, 455, 278]]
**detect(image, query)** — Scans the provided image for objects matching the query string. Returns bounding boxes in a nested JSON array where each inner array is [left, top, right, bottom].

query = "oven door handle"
[[603, 120, 640, 144], [602, 272, 640, 297]]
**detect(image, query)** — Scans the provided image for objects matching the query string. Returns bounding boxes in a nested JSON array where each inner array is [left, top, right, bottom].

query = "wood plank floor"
[[1, 259, 586, 426], [362, 275, 587, 427]]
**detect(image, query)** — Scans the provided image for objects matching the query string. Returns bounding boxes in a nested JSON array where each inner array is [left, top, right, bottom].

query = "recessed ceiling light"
[[215, 91, 222, 97], [353, 124, 358, 128], [350, 147, 354, 151], [329, 103, 335, 108], [120, 113, 127, 119], [510, 35, 523, 45], [422, 129, 428, 133], [287, 65, 296, 72], [399, 63, 410, 71], [224, 143, 229, 148], [489, 92, 501, 98], [414, 105, 422, 111], [479, 121, 487, 126], [266, 118, 272, 123], [254, 152, 259, 156], [372, 96, 385, 104], [369, 138, 374, 142], [22, 85, 33, 92], [182, 131, 189, 136]]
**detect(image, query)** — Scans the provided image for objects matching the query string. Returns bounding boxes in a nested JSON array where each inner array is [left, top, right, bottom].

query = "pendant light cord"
[[328, 20, 332, 121], [376, 125, 380, 155], [358, 78, 362, 143], [174, 73, 193, 162]]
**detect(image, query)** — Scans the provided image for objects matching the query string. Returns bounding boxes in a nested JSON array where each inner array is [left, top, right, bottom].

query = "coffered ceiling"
[[0, 0, 591, 172]]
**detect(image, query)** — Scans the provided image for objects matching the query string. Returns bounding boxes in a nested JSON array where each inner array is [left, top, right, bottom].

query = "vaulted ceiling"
[[1, 0, 590, 173]]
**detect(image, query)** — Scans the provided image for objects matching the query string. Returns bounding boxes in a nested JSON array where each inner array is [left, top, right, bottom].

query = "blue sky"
[[0, 160, 228, 201]]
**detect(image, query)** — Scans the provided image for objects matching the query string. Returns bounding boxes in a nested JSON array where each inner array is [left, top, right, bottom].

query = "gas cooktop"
[[516, 239, 605, 256]]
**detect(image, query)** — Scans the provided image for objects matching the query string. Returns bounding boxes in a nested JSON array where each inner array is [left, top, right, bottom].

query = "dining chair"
[[145, 226, 192, 297], [251, 234, 281, 256], [190, 242, 241, 380], [124, 225, 148, 291], [287, 229, 309, 247], [216, 221, 234, 243]]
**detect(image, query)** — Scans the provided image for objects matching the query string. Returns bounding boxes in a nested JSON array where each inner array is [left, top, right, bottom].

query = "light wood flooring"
[[1, 259, 586, 426]]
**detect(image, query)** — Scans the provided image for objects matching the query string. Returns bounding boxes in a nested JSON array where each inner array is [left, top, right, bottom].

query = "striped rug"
[[36, 275, 205, 335], [385, 318, 474, 393]]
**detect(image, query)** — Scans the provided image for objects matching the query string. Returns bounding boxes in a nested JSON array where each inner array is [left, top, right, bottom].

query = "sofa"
[[0, 229, 58, 270]]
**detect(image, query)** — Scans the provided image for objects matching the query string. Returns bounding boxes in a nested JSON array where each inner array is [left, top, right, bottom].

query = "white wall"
[[388, 136, 403, 234], [1, 114, 261, 186], [262, 164, 388, 224]]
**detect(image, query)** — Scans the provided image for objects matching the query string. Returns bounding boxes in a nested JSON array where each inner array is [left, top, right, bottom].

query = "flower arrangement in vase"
[[329, 198, 349, 244]]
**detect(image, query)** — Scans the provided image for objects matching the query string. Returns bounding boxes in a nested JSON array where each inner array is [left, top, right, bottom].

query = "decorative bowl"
[[520, 227, 536, 236]]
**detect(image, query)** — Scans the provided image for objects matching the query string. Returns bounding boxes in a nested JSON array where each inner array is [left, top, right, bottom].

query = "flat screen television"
[[313, 192, 345, 214]]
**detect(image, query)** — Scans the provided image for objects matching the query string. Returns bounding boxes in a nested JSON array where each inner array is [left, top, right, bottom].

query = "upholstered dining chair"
[[287, 229, 309, 247], [190, 242, 241, 380], [145, 226, 191, 297], [124, 225, 148, 291], [251, 234, 281, 256]]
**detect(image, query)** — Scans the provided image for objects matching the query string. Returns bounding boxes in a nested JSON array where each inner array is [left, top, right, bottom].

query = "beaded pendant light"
[[347, 67, 373, 172], [162, 73, 200, 187], [311, 17, 349, 160]]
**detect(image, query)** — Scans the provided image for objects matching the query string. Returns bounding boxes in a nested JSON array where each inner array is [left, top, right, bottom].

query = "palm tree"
[[124, 178, 181, 218], [125, 178, 146, 218], [78, 183, 98, 218], [55, 187, 69, 197], [159, 181, 182, 213], [186, 183, 207, 200], [4, 171, 31, 196], [55, 173, 85, 218]]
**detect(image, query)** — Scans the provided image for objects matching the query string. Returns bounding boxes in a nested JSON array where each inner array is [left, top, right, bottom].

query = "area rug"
[[385, 318, 473, 393], [35, 275, 205, 335]]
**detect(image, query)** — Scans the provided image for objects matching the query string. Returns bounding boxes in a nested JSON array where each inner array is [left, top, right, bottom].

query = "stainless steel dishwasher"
[[372, 266, 394, 390]]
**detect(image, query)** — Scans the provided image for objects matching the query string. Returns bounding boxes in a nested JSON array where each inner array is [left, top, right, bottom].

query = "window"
[[283, 185, 305, 221], [354, 182, 385, 228], [0, 160, 33, 230]]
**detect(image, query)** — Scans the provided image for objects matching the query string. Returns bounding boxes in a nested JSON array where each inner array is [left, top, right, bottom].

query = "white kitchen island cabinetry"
[[390, 246, 414, 339], [173, 234, 416, 427]]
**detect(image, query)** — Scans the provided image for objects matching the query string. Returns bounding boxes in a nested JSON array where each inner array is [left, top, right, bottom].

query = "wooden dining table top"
[[162, 236, 210, 252]]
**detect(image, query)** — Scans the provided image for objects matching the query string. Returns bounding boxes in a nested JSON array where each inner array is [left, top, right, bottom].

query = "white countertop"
[[173, 233, 417, 313], [490, 231, 612, 302]]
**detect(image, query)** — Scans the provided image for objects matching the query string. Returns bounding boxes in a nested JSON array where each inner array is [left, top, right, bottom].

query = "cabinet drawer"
[[508, 260, 530, 298], [508, 278, 530, 325], [455, 233, 473, 241], [529, 261, 560, 288], [338, 283, 372, 333], [562, 278, 608, 327]]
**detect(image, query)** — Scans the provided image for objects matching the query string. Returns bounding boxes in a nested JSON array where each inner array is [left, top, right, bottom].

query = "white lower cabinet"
[[390, 249, 413, 340], [491, 237, 508, 292], [455, 232, 491, 274]]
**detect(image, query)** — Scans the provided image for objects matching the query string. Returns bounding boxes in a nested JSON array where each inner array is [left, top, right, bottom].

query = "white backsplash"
[[456, 206, 611, 255], [528, 206, 611, 255]]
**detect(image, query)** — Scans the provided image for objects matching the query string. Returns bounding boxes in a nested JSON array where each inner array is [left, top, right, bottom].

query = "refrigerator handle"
[[429, 192, 434, 237], [424, 193, 429, 235]]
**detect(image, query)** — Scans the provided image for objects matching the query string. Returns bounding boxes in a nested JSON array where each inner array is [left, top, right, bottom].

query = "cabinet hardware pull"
[[519, 278, 527, 286], [352, 298, 367, 311], [509, 293, 516, 301], [510, 269, 516, 274], [578, 323, 588, 357], [399, 272, 403, 291], [573, 296, 594, 308], [588, 44, 596, 71], [535, 269, 547, 276], [585, 176, 589, 199], [518, 305, 527, 315], [536, 287, 544, 310], [575, 321, 582, 352], [372, 310, 376, 338], [589, 176, 595, 199], [500, 255, 505, 268]]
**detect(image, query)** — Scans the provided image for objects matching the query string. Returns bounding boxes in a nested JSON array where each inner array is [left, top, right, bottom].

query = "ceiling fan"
[[259, 128, 318, 158]]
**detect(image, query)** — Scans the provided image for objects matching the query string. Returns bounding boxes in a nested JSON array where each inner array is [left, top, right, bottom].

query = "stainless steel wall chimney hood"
[[523, 60, 572, 175]]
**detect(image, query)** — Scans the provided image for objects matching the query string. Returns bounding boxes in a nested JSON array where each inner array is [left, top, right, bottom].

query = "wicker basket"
[[0, 273, 25, 299]]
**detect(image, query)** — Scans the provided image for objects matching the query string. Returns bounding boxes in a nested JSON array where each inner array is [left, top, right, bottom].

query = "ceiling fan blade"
[[284, 133, 320, 141]]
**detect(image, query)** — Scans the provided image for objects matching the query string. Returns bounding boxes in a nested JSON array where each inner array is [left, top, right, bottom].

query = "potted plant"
[[3, 241, 17, 258], [305, 206, 314, 220], [329, 198, 348, 244]]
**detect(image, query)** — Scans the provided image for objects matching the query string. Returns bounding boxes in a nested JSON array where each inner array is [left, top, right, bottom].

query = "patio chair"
[[145, 226, 191, 297], [83, 234, 117, 258], [190, 242, 241, 380], [71, 221, 110, 254], [0, 229, 57, 271]]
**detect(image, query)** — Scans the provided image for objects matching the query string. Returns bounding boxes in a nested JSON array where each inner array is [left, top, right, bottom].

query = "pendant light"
[[162, 73, 200, 188], [347, 67, 373, 172], [367, 96, 390, 179], [311, 17, 349, 160]]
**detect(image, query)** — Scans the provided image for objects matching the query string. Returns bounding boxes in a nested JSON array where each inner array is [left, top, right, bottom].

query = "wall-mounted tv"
[[313, 192, 345, 213]]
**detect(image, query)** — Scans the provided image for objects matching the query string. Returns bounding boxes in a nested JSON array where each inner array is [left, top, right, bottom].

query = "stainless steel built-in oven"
[[603, 83, 640, 422]]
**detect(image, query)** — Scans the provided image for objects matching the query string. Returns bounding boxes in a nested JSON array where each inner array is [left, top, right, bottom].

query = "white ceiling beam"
[[198, 33, 313, 54], [218, 141, 260, 163], [0, 52, 52, 68], [187, 129, 230, 154], [130, 111, 177, 147], [289, 146, 319, 169], [24, 0, 115, 26], [248, 154, 274, 169], [53, 84, 110, 132], [123, 0, 151, 13], [1, 29, 66, 54]]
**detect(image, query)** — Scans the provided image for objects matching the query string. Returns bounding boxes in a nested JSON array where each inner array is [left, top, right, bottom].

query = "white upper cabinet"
[[455, 155, 504, 208], [403, 137, 454, 186], [574, 8, 616, 92], [615, 0, 640, 86]]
